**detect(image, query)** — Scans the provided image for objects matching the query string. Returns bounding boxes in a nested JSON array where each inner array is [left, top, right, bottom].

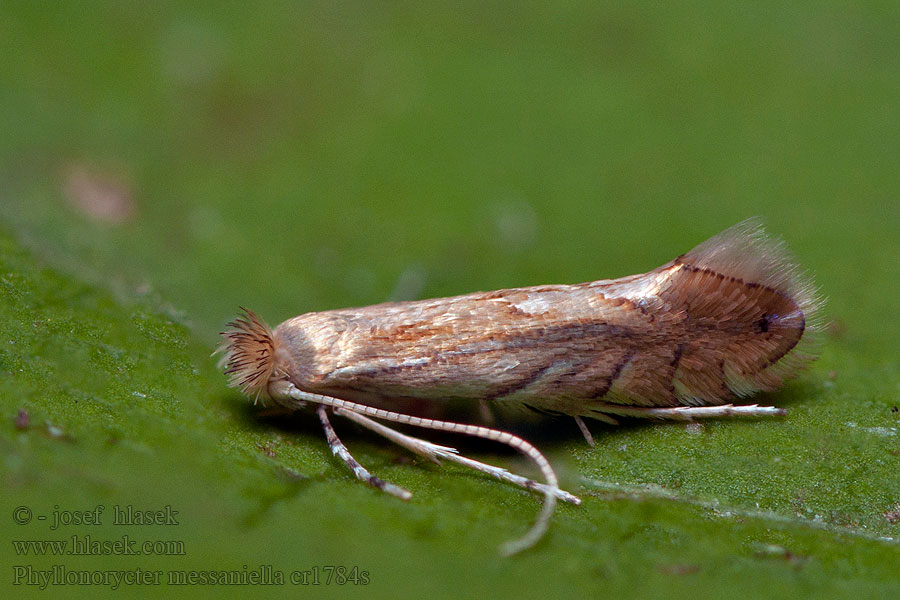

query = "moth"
[[219, 218, 822, 555]]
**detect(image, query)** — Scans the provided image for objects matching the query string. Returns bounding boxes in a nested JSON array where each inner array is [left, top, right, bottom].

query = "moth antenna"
[[218, 308, 280, 402], [273, 381, 562, 556]]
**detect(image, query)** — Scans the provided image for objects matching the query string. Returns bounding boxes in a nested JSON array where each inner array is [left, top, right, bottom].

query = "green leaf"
[[2, 3, 900, 598]]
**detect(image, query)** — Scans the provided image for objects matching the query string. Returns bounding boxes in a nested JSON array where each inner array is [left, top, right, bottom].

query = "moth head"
[[218, 308, 287, 404]]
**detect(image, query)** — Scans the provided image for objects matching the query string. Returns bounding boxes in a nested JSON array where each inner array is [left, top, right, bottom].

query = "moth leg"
[[335, 407, 580, 505], [589, 412, 620, 426], [280, 382, 564, 555], [316, 405, 412, 501], [573, 415, 595, 446], [336, 407, 456, 465], [590, 403, 786, 421], [478, 399, 496, 424]]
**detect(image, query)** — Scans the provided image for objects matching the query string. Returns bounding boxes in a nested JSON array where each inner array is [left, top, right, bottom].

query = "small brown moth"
[[220, 218, 822, 555]]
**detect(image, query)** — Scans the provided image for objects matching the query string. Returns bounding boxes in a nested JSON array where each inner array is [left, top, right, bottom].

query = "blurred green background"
[[2, 2, 898, 598]]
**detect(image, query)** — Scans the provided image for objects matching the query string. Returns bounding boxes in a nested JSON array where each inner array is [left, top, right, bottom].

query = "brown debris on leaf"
[[63, 163, 136, 224]]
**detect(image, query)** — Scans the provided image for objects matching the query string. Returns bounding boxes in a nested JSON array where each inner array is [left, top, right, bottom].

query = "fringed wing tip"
[[684, 217, 825, 326], [672, 219, 825, 402]]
